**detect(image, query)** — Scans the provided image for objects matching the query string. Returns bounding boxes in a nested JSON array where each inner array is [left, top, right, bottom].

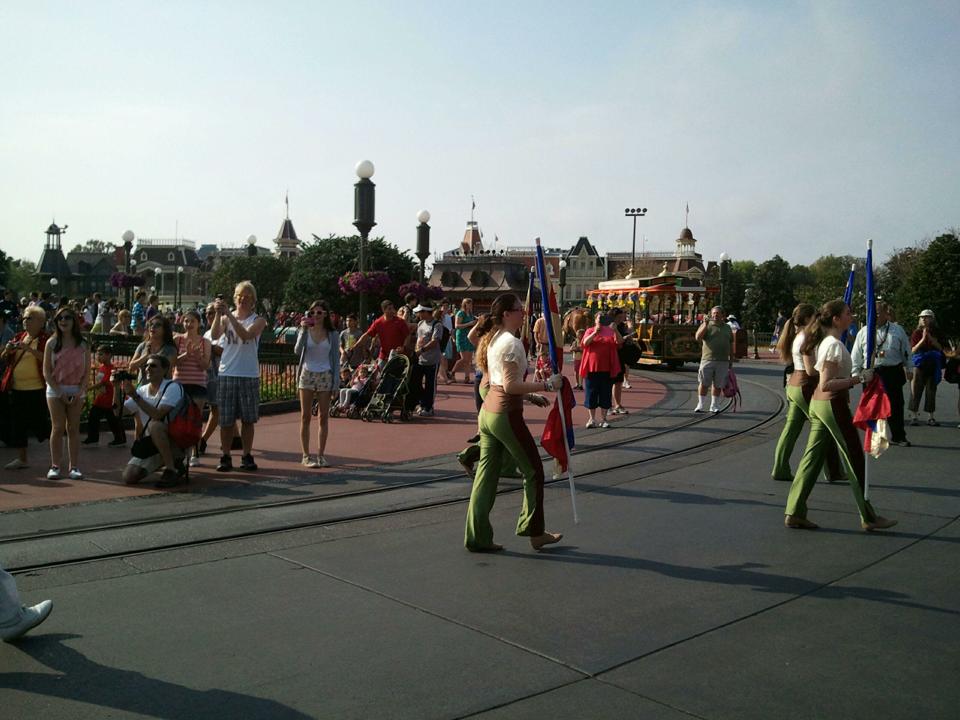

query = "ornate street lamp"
[[719, 251, 730, 310], [176, 265, 184, 310], [558, 259, 567, 308], [122, 229, 135, 307], [416, 210, 431, 284], [246, 234, 257, 257], [624, 207, 648, 277], [353, 160, 376, 327]]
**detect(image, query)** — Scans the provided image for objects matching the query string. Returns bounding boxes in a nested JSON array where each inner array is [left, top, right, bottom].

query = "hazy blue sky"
[[1, 0, 957, 269]]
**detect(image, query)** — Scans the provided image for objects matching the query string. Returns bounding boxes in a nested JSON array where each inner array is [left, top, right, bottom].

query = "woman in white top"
[[784, 300, 897, 531], [771, 303, 845, 483], [464, 293, 563, 553], [294, 300, 341, 468]]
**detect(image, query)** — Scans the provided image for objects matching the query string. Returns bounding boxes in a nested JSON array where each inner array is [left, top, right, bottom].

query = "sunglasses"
[[307, 310, 327, 316], [144, 363, 162, 370], [58, 315, 75, 322]]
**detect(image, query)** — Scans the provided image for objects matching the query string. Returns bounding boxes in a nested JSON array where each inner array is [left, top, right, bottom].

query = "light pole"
[[246, 234, 257, 257], [416, 210, 431, 284], [122, 229, 135, 307], [719, 251, 730, 310], [353, 160, 376, 327], [558, 259, 567, 308], [176, 265, 184, 311], [624, 207, 648, 278]]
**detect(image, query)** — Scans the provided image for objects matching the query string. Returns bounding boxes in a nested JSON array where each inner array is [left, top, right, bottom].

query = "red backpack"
[[723, 368, 742, 412]]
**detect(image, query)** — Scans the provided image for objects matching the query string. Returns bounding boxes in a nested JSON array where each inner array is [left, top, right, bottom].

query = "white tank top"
[[486, 330, 527, 387], [219, 313, 260, 378], [792, 331, 806, 370], [303, 332, 332, 373]]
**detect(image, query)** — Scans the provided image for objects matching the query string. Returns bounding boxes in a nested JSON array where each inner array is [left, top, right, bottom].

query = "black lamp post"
[[246, 234, 257, 257], [176, 266, 183, 311], [624, 207, 648, 277], [122, 229, 135, 307], [353, 160, 376, 327], [416, 210, 431, 284], [719, 251, 730, 309], [558, 259, 567, 308]]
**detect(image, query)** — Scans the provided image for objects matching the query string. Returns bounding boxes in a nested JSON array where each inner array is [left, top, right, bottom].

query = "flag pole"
[[535, 238, 579, 523], [864, 238, 875, 501]]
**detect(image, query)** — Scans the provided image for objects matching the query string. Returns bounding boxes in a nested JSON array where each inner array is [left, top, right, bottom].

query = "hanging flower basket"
[[398, 281, 444, 301], [337, 271, 392, 296], [110, 272, 146, 289]]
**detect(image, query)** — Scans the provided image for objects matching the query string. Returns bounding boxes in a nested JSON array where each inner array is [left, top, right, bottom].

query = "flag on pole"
[[854, 376, 891, 458], [545, 275, 564, 371], [534, 238, 579, 521], [521, 269, 535, 355], [840, 263, 855, 345]]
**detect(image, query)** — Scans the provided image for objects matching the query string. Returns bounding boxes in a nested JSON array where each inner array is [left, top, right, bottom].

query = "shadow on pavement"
[[1, 634, 312, 719]]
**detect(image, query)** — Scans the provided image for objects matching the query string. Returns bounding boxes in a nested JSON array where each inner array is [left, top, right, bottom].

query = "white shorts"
[[46, 384, 81, 399]]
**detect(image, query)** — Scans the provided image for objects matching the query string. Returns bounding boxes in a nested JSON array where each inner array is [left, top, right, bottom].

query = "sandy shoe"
[[530, 532, 563, 551], [862, 516, 897, 532], [784, 515, 819, 529]]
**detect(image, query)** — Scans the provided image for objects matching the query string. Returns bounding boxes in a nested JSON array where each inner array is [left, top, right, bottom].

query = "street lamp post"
[[353, 160, 376, 327], [122, 230, 135, 307], [176, 266, 184, 311], [624, 207, 648, 278], [246, 235, 257, 257], [558, 259, 567, 308], [416, 210, 431, 284], [719, 251, 730, 310]]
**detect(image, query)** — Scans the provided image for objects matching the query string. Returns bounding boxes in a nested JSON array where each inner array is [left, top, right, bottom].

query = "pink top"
[[579, 326, 622, 375], [172, 335, 208, 387], [52, 345, 87, 386]]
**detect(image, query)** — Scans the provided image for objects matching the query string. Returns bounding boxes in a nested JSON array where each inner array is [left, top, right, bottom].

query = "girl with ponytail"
[[771, 303, 845, 483], [784, 300, 897, 531], [465, 294, 564, 552]]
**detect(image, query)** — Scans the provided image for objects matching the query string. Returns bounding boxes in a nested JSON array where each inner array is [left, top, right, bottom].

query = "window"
[[140, 252, 147, 261], [168, 252, 175, 261]]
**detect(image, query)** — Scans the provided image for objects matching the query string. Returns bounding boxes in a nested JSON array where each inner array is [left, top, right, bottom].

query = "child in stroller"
[[331, 362, 377, 419]]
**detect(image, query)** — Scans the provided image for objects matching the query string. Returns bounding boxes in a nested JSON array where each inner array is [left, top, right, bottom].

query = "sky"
[[1, 0, 958, 270]]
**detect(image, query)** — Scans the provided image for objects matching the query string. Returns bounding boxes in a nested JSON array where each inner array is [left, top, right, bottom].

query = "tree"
[[70, 239, 113, 254], [209, 255, 292, 313], [284, 235, 416, 314], [743, 255, 795, 331], [0, 248, 9, 288], [720, 260, 755, 320], [4, 259, 37, 297], [895, 232, 960, 338], [876, 243, 925, 314]]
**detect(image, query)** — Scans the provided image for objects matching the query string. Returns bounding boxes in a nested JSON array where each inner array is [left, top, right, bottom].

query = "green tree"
[[70, 239, 113, 254], [895, 232, 960, 338], [876, 243, 925, 314], [720, 259, 755, 320], [5, 259, 37, 297], [743, 255, 795, 331], [209, 255, 292, 313], [284, 235, 416, 314], [0, 248, 9, 288]]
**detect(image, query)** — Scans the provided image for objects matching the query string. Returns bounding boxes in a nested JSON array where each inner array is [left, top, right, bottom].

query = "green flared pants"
[[464, 408, 545, 550], [772, 384, 845, 482], [785, 397, 877, 523]]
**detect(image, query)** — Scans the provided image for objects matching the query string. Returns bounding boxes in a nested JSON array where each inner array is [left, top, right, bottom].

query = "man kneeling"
[[121, 353, 185, 488]]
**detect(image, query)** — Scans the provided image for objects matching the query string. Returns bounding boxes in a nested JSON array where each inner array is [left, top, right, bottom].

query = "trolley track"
[[6, 374, 784, 574]]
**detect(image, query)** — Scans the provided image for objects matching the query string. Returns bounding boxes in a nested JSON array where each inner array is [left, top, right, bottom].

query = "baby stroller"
[[361, 352, 411, 423], [330, 362, 379, 419]]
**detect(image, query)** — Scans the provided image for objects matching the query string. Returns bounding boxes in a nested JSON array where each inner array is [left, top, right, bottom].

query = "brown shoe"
[[530, 532, 563, 551], [862, 516, 898, 532], [784, 515, 819, 529]]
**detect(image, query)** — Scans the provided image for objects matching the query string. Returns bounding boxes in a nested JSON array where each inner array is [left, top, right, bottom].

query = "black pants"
[[410, 363, 438, 412], [875, 365, 907, 442], [85, 405, 126, 443]]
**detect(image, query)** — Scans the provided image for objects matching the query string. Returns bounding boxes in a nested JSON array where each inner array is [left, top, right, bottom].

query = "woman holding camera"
[[294, 300, 340, 468], [1, 306, 51, 470], [44, 307, 91, 480], [173, 309, 212, 466]]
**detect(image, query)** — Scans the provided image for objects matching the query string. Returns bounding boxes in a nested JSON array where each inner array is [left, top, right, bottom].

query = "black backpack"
[[435, 321, 451, 352]]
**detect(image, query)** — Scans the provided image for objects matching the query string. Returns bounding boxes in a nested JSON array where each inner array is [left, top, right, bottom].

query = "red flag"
[[853, 375, 891, 457], [541, 377, 577, 472], [546, 277, 563, 371]]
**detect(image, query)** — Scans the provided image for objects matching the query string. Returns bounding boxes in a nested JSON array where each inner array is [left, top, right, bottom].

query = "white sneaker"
[[0, 600, 53, 642], [302, 455, 320, 469], [600, 421, 611, 428], [710, 405, 720, 413], [68, 467, 83, 480], [585, 419, 596, 428], [188, 456, 200, 467], [4, 459, 27, 470], [317, 455, 328, 467], [694, 405, 704, 413], [46, 466, 60, 480], [622, 381, 632, 389]]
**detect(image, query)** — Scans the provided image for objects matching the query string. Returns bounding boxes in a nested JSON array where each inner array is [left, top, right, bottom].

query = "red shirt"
[[367, 315, 412, 360], [579, 326, 621, 375], [92, 362, 116, 408]]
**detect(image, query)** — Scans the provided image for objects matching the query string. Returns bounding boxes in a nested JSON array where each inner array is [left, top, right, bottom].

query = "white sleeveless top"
[[219, 313, 260, 378], [486, 330, 527, 387], [792, 331, 806, 370]]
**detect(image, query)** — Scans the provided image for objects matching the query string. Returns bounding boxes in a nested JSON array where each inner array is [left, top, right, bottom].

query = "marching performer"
[[784, 300, 897, 531], [464, 294, 564, 553]]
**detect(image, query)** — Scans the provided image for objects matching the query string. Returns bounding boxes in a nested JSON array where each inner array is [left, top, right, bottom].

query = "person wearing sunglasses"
[[1, 305, 51, 471], [294, 300, 340, 467], [128, 317, 177, 385], [464, 293, 564, 553], [41, 309, 90, 481], [121, 353, 185, 487]]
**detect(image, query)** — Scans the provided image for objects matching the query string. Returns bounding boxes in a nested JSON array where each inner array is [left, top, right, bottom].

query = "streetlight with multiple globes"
[[353, 160, 376, 327], [416, 210, 431, 284], [176, 266, 184, 310], [246, 234, 258, 257], [624, 207, 648, 278]]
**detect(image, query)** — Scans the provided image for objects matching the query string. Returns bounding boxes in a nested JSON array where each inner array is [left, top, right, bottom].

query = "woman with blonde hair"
[[44, 307, 91, 480], [451, 298, 477, 383], [465, 293, 563, 553], [784, 300, 896, 531], [1, 305, 51, 470], [109, 309, 133, 335]]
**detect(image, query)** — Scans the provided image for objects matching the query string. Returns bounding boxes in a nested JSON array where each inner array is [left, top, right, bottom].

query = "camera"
[[113, 370, 135, 382]]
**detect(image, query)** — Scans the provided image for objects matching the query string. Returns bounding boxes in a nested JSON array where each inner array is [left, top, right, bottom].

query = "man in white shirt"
[[851, 302, 912, 446]]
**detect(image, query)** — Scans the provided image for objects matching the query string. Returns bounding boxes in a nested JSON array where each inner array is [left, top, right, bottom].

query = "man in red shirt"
[[358, 300, 415, 362]]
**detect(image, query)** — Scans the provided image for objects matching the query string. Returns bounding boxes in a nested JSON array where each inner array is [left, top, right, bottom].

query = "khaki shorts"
[[698, 360, 728, 390], [299, 368, 333, 392]]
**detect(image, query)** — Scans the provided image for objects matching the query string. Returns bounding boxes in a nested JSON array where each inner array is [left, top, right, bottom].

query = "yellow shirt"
[[11, 337, 44, 391]]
